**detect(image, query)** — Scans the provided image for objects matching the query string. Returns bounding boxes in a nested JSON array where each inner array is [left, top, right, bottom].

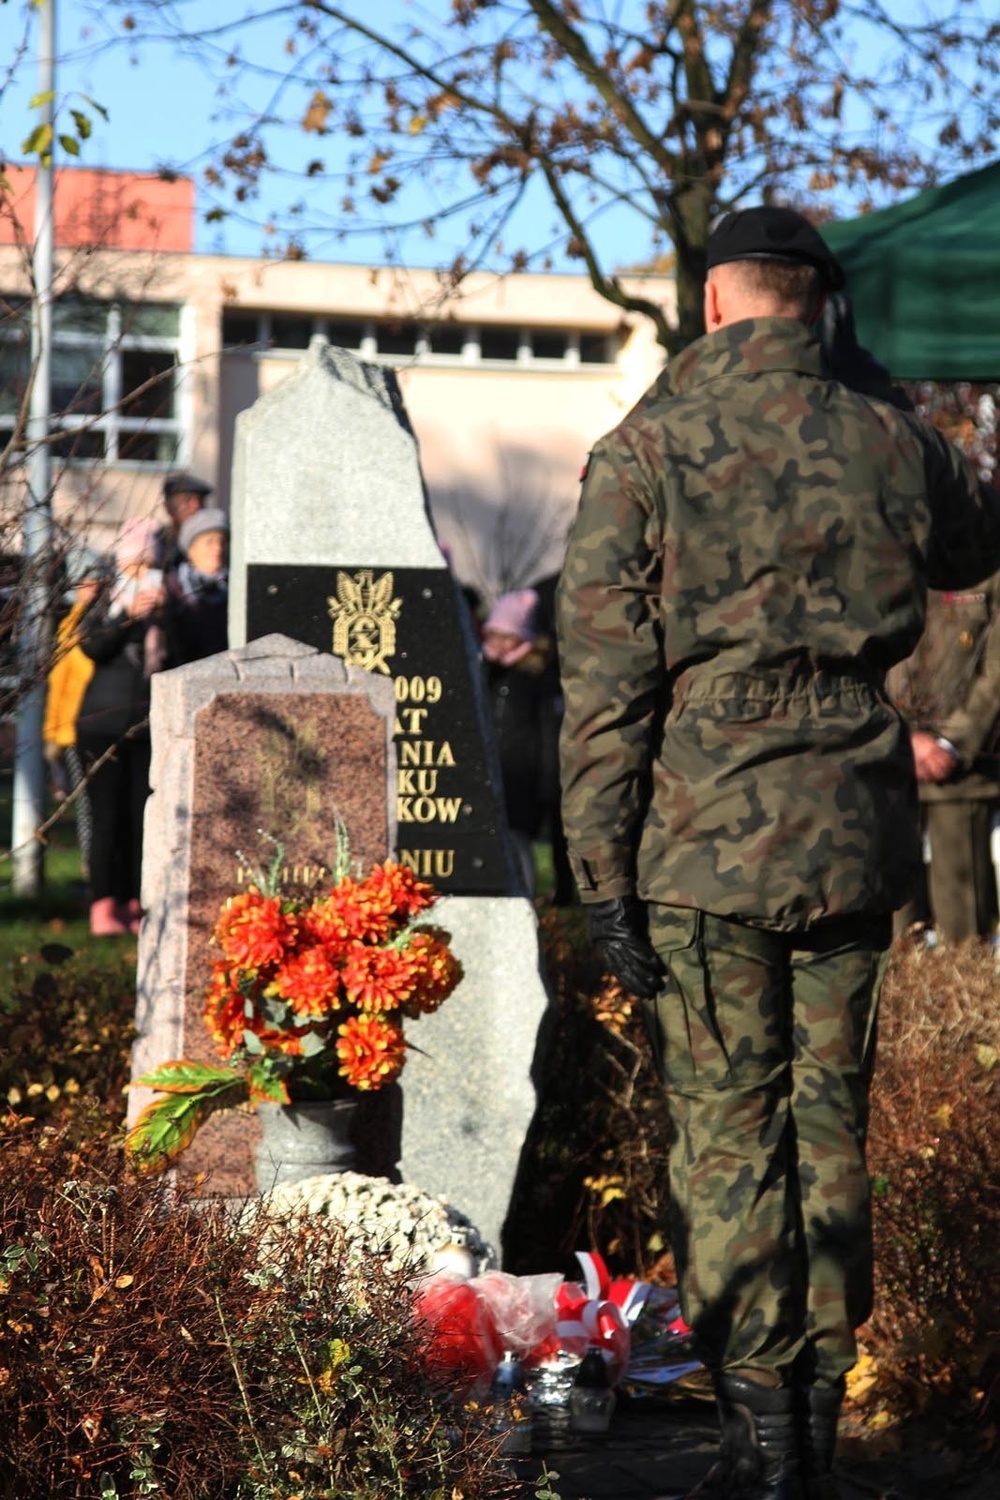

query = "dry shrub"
[[0, 1120, 519, 1499], [0, 947, 135, 1140], [0, 1125, 248, 1497], [861, 941, 1000, 1433]]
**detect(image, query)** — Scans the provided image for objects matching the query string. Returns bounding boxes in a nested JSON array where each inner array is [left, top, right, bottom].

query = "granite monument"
[[228, 338, 552, 1255]]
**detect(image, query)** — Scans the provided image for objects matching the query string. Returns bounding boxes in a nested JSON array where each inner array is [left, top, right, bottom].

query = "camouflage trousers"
[[644, 905, 891, 1386]]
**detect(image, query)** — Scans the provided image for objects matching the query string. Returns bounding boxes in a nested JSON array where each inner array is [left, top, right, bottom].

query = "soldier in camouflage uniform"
[[888, 577, 1000, 942], [556, 206, 1000, 1500]]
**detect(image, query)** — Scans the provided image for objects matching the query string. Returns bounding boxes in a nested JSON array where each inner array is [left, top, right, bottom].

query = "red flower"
[[214, 889, 298, 970], [401, 931, 463, 1017], [272, 945, 343, 1018], [336, 1014, 406, 1090], [340, 942, 417, 1012]]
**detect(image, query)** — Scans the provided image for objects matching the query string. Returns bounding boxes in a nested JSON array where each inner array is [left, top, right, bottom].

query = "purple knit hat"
[[484, 589, 538, 641], [483, 589, 538, 666], [113, 516, 159, 569]]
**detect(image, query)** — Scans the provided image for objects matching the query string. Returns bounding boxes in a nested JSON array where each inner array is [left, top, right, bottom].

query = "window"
[[221, 308, 264, 349], [375, 320, 419, 356], [0, 295, 181, 464], [223, 309, 369, 353], [479, 325, 522, 362], [579, 332, 612, 364], [531, 330, 569, 361], [269, 313, 313, 350], [216, 305, 619, 370]]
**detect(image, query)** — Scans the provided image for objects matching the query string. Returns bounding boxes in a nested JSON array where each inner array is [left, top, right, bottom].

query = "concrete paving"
[[514, 1395, 999, 1499]]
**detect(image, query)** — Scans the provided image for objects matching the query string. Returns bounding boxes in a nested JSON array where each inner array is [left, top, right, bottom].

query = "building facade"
[[0, 167, 672, 600]]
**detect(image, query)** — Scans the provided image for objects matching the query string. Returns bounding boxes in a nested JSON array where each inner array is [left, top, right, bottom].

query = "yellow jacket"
[[43, 599, 95, 748]]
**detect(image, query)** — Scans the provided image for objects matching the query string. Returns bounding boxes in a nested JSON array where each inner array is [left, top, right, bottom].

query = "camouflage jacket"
[[886, 575, 1000, 802], [557, 317, 1000, 927]]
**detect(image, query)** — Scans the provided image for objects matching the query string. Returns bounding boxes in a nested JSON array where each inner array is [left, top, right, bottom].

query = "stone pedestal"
[[129, 634, 396, 1198]]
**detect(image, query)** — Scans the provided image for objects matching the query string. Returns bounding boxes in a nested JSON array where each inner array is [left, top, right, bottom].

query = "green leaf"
[[70, 109, 92, 140], [59, 135, 81, 158], [298, 1029, 326, 1058], [81, 94, 109, 122], [125, 1082, 247, 1175], [258, 992, 291, 1027], [28, 90, 56, 109], [21, 122, 53, 157], [247, 1060, 289, 1106], [136, 1059, 243, 1094]]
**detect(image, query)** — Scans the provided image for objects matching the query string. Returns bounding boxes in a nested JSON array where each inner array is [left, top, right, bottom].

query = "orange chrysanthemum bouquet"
[[125, 834, 462, 1175]]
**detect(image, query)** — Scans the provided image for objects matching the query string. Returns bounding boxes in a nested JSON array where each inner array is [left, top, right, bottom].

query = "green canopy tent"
[[823, 161, 1000, 381]]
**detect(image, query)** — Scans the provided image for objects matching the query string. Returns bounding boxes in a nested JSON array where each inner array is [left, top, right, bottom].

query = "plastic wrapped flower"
[[125, 835, 463, 1177]]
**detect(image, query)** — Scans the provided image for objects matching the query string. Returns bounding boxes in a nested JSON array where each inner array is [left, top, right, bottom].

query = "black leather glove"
[[586, 894, 664, 1000]]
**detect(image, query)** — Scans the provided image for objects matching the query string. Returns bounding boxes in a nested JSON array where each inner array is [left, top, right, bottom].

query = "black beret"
[[707, 206, 845, 292], [162, 472, 214, 501]]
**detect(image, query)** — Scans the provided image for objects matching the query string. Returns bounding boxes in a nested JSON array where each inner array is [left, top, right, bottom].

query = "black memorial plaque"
[[247, 564, 513, 895]]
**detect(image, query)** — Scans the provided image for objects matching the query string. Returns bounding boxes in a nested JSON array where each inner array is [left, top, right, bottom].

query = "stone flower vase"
[[255, 1093, 360, 1193]]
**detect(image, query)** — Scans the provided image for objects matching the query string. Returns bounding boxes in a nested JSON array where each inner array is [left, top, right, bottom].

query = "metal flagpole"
[[11, 0, 56, 896]]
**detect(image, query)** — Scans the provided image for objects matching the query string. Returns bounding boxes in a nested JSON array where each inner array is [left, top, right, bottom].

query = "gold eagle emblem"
[[327, 568, 402, 675]]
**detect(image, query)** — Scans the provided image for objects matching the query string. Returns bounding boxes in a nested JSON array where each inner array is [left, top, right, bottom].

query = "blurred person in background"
[[155, 472, 212, 573], [42, 547, 109, 884], [888, 576, 1000, 942], [167, 506, 230, 663], [482, 588, 564, 899], [77, 518, 168, 936]]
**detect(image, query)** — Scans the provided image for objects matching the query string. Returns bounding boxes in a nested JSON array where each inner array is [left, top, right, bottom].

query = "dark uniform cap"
[[162, 472, 213, 501], [707, 206, 845, 292]]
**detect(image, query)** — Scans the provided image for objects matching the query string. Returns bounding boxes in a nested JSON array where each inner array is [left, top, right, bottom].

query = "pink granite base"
[[179, 692, 389, 1193]]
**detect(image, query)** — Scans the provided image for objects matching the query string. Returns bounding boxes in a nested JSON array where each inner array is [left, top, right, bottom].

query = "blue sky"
[[1, 1, 996, 271]]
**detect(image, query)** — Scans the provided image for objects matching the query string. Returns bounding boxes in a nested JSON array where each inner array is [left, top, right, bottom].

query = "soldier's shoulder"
[[597, 368, 700, 455]]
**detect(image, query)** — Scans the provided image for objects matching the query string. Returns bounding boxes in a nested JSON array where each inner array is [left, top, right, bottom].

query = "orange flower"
[[300, 898, 352, 951], [203, 960, 312, 1060], [215, 889, 298, 970], [336, 1013, 406, 1090], [401, 932, 463, 1018], [361, 860, 436, 921], [272, 945, 343, 1018], [340, 942, 417, 1012], [203, 962, 247, 1058], [307, 877, 393, 945]]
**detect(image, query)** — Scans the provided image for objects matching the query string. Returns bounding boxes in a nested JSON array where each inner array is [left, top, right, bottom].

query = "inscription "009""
[[394, 675, 443, 704]]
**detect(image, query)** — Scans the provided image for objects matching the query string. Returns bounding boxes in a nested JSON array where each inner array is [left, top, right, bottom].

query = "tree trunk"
[[669, 178, 715, 351]]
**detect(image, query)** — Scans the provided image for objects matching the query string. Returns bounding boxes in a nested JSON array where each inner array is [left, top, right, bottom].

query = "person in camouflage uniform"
[[557, 206, 1000, 1500], [888, 576, 1000, 942]]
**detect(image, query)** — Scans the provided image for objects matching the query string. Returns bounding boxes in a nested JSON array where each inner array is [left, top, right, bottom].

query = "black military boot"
[[712, 1373, 804, 1499], [798, 1380, 844, 1500]]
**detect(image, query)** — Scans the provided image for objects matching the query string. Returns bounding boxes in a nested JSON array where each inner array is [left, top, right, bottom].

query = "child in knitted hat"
[[482, 588, 539, 667]]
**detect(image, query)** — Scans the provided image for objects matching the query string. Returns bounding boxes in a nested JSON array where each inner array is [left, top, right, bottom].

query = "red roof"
[[0, 165, 195, 253]]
